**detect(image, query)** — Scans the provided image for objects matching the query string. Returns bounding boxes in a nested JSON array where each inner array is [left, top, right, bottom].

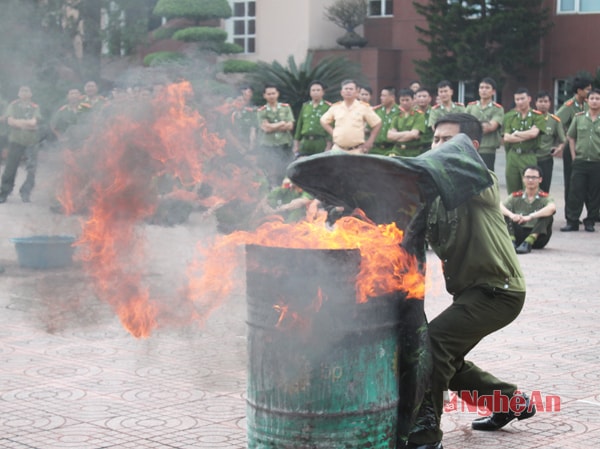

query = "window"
[[368, 0, 393, 17], [447, 0, 492, 19], [555, 79, 570, 110], [558, 0, 600, 13], [458, 80, 478, 105], [227, 1, 256, 53]]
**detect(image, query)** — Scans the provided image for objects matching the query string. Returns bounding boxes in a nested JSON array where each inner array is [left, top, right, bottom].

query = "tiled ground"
[[0, 148, 599, 448]]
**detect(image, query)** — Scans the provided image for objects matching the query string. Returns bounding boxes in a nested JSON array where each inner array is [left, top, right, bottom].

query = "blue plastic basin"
[[10, 235, 76, 269]]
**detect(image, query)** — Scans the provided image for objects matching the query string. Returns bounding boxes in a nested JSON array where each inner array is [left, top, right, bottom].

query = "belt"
[[302, 135, 326, 141], [376, 142, 395, 149], [512, 147, 536, 155]]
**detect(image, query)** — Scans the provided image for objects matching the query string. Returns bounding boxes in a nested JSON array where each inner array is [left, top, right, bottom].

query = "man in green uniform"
[[370, 86, 401, 155], [556, 77, 592, 207], [387, 89, 426, 157], [0, 86, 43, 203], [503, 88, 546, 194], [561, 88, 600, 232], [465, 77, 504, 171], [0, 92, 8, 164], [413, 87, 433, 151], [534, 91, 565, 193], [50, 88, 88, 145], [293, 81, 331, 158], [500, 165, 556, 254], [256, 84, 295, 188], [82, 81, 106, 110], [231, 85, 257, 151], [428, 80, 465, 129], [407, 113, 533, 449]]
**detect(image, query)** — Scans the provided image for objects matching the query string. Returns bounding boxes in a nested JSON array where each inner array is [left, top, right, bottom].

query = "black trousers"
[[565, 159, 600, 226]]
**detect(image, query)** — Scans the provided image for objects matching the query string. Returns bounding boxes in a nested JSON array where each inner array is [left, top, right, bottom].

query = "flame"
[[58, 81, 261, 338], [272, 288, 327, 331], [187, 209, 425, 316]]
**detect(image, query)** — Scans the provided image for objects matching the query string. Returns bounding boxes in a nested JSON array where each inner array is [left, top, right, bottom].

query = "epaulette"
[[280, 102, 290, 107], [493, 102, 503, 108], [58, 104, 68, 111], [532, 109, 543, 115], [550, 113, 561, 122], [538, 190, 549, 197], [30, 102, 39, 108], [512, 190, 524, 197], [575, 111, 585, 116], [359, 100, 371, 106], [9, 99, 19, 105], [564, 99, 575, 106], [373, 104, 383, 110], [468, 101, 478, 105], [244, 106, 255, 112], [432, 104, 441, 109], [456, 102, 464, 107], [257, 105, 267, 111], [324, 100, 332, 106]]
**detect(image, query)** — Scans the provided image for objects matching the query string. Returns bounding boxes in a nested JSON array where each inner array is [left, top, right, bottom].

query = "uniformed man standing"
[[428, 80, 465, 129], [500, 165, 556, 254], [561, 88, 600, 232], [0, 92, 8, 164], [556, 77, 592, 207], [50, 88, 87, 145], [465, 77, 504, 171], [370, 86, 400, 155], [293, 81, 331, 158], [320, 79, 381, 154], [534, 91, 566, 193], [502, 88, 546, 194], [0, 86, 42, 203], [256, 84, 295, 188], [413, 87, 434, 151], [387, 88, 426, 157], [231, 85, 257, 152], [82, 81, 106, 110]]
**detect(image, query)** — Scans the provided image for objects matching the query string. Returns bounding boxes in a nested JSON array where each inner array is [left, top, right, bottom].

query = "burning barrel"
[[246, 244, 406, 448]]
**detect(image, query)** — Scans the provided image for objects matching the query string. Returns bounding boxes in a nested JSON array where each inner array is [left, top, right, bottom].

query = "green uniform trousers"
[[505, 150, 537, 194], [409, 286, 525, 445], [297, 136, 327, 156], [565, 159, 600, 226], [1, 141, 38, 197], [506, 216, 553, 248]]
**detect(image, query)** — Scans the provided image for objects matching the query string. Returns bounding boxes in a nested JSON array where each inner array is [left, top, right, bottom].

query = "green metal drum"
[[246, 244, 404, 448]]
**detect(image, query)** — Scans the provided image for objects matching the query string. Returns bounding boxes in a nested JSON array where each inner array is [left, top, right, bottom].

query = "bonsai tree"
[[324, 0, 368, 49], [152, 0, 242, 54]]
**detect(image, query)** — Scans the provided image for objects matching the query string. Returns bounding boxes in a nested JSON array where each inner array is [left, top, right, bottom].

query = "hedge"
[[173, 26, 227, 43]]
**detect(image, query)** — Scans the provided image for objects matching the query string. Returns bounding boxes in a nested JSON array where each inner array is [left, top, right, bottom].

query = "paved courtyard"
[[0, 148, 599, 448]]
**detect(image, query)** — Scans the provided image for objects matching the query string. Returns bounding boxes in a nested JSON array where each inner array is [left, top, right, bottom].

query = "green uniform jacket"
[[51, 104, 84, 135], [389, 108, 427, 156], [567, 111, 600, 161], [503, 190, 554, 230], [5, 100, 42, 146], [414, 105, 433, 150], [232, 105, 257, 145], [294, 100, 331, 140], [372, 103, 401, 148], [0, 97, 8, 137], [503, 109, 546, 153], [257, 102, 294, 147], [428, 102, 465, 128], [537, 113, 566, 159], [465, 101, 504, 154], [427, 172, 526, 296], [556, 96, 588, 131]]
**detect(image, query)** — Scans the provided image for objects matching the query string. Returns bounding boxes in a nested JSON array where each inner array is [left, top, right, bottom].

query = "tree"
[[244, 53, 367, 118], [324, 0, 369, 49], [413, 0, 552, 88]]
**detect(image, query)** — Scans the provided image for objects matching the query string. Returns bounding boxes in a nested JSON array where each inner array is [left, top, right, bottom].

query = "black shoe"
[[584, 223, 595, 232], [560, 224, 579, 232], [472, 393, 536, 431], [406, 443, 443, 449], [515, 241, 532, 254]]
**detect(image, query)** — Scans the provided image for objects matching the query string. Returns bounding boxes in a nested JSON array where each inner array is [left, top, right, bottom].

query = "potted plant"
[[324, 0, 369, 49]]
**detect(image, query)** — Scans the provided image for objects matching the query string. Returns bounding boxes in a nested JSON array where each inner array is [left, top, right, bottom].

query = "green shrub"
[[153, 0, 232, 21], [222, 59, 257, 73], [173, 26, 227, 43], [143, 51, 186, 67], [152, 27, 180, 41], [218, 42, 244, 54]]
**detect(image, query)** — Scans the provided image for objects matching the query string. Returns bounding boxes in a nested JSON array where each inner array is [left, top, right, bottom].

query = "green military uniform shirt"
[[502, 109, 546, 153], [294, 100, 331, 155], [257, 102, 294, 147], [537, 113, 566, 160], [556, 96, 588, 132], [465, 101, 504, 154], [414, 105, 433, 151], [371, 103, 401, 153], [51, 104, 84, 135], [232, 104, 257, 146], [503, 190, 554, 230], [5, 100, 42, 147], [426, 172, 526, 295], [428, 102, 466, 128], [567, 111, 600, 161], [389, 108, 427, 157]]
